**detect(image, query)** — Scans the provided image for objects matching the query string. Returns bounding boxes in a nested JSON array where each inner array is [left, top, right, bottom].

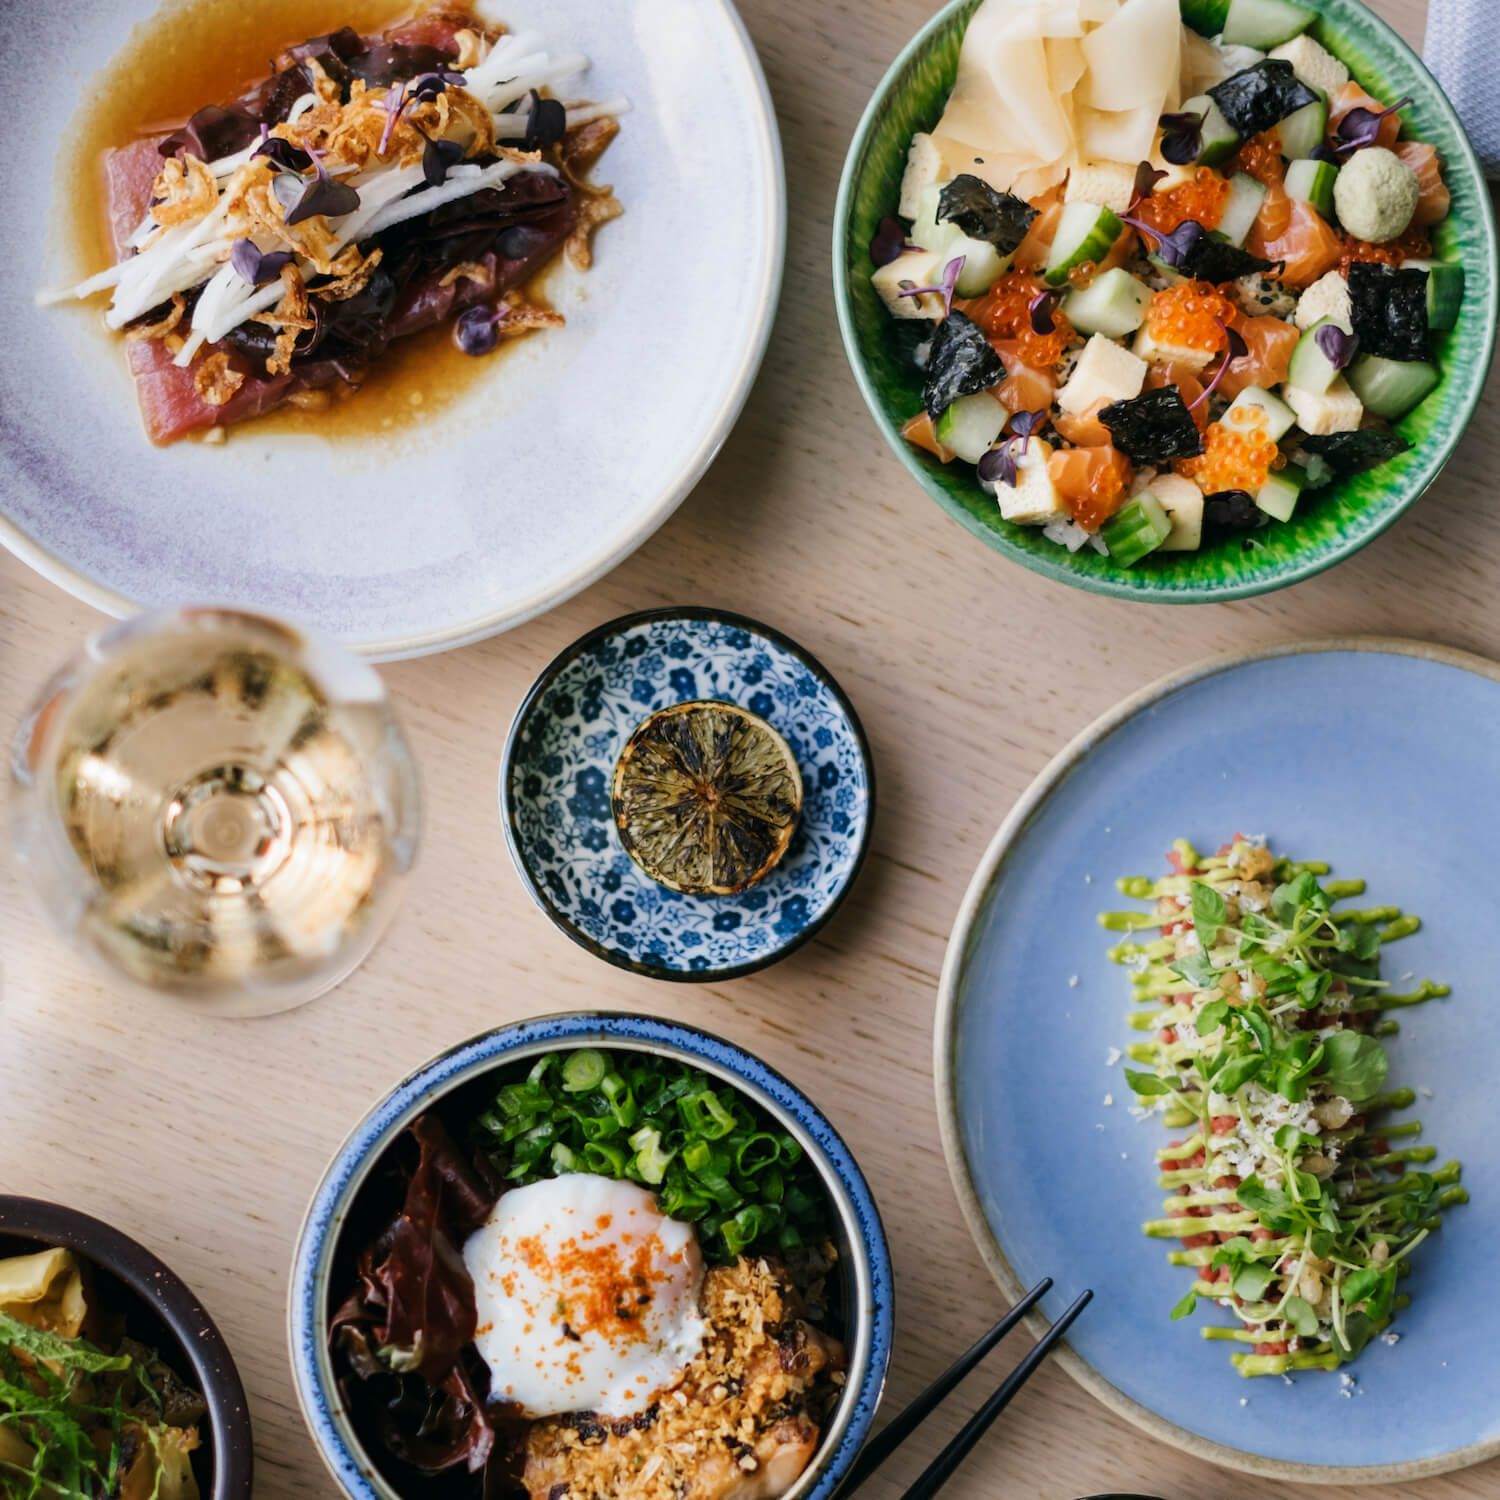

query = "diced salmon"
[[1394, 141, 1450, 228], [1052, 398, 1113, 447], [1047, 444, 1132, 531], [1013, 187, 1064, 271], [991, 342, 1057, 415], [902, 410, 955, 462], [1248, 199, 1344, 289], [1330, 82, 1402, 151], [1220, 315, 1299, 399]]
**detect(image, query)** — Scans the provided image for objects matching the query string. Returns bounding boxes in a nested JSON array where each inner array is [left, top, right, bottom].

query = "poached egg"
[[463, 1174, 707, 1418]]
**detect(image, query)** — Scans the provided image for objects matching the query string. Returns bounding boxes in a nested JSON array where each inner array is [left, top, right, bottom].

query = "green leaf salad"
[[1101, 837, 1465, 1377]]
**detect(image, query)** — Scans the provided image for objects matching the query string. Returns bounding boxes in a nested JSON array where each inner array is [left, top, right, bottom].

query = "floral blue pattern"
[[502, 610, 875, 979]]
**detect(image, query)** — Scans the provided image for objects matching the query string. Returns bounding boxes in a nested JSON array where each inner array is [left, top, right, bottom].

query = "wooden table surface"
[[3, 0, 1497, 1496]]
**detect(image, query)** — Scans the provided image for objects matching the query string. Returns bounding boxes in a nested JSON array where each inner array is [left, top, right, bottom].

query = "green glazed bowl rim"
[[832, 0, 1499, 604]]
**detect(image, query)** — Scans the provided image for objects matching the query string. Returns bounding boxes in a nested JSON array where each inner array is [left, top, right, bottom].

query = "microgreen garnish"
[[896, 255, 967, 315], [1028, 287, 1060, 336], [251, 123, 312, 173], [280, 151, 361, 227], [869, 215, 909, 267], [1333, 96, 1413, 155], [1158, 111, 1204, 166], [417, 130, 467, 187], [454, 303, 511, 356], [1314, 322, 1359, 370], [1120, 214, 1201, 269], [1189, 319, 1248, 411], [1125, 216, 1274, 284], [229, 239, 294, 286], [1129, 161, 1169, 214], [980, 409, 1047, 488]]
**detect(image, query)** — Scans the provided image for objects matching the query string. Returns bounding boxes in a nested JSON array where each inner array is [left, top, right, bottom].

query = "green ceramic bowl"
[[834, 0, 1498, 603]]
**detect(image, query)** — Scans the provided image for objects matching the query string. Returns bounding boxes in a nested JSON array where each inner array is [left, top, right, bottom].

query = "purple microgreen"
[[1121, 215, 1203, 268], [896, 255, 967, 315], [1028, 287, 1059, 336], [409, 69, 466, 104], [454, 303, 509, 356], [378, 83, 410, 155], [1335, 96, 1412, 154], [272, 172, 304, 213], [1314, 322, 1359, 370], [523, 90, 568, 151], [1189, 319, 1245, 411], [251, 123, 313, 174], [282, 151, 361, 227], [229, 239, 294, 286], [1157, 112, 1204, 167], [1129, 161, 1170, 213], [870, 215, 908, 268], [978, 441, 1020, 488], [1309, 143, 1342, 166], [1009, 408, 1046, 454], [419, 131, 467, 187]]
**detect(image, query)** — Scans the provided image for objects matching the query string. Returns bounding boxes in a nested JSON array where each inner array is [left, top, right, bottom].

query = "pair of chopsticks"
[[839, 1279, 1092, 1500]]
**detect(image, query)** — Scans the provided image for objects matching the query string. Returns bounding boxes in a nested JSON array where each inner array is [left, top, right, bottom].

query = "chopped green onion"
[[561, 1049, 608, 1093]]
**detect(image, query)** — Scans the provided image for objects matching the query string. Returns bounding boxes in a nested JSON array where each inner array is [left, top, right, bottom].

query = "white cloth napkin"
[[1424, 0, 1500, 178]]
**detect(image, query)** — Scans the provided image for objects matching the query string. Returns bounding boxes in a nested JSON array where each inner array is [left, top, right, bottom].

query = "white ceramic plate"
[[0, 0, 783, 658]]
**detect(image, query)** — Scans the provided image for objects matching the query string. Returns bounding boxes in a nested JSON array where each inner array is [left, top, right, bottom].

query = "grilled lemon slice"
[[612, 700, 803, 896]]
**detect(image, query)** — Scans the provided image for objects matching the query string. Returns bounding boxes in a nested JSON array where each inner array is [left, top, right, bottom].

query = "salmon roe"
[[1144, 282, 1238, 354], [1231, 130, 1287, 190], [1135, 167, 1231, 235], [958, 269, 1073, 368], [1339, 223, 1432, 274], [1176, 416, 1278, 493]]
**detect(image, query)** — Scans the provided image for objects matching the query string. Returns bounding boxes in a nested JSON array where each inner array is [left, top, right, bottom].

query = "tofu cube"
[[1057, 333, 1148, 414], [1132, 322, 1217, 372], [1065, 161, 1139, 214], [1294, 270, 1353, 332], [997, 439, 1068, 525], [1146, 473, 1206, 551], [899, 133, 994, 219], [1269, 36, 1350, 101], [1284, 375, 1365, 435], [871, 248, 950, 321]]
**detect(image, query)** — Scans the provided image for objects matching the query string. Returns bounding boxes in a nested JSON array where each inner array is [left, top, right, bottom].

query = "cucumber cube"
[[1225, 386, 1297, 442], [1284, 157, 1338, 220], [1255, 465, 1307, 522], [1045, 202, 1124, 287], [1277, 95, 1329, 160], [1062, 268, 1152, 339], [1403, 259, 1465, 332], [1346, 355, 1441, 421], [1181, 94, 1241, 168], [935, 391, 1008, 465], [1222, 0, 1316, 49], [1286, 317, 1348, 396], [1218, 174, 1268, 248], [1100, 493, 1172, 567]]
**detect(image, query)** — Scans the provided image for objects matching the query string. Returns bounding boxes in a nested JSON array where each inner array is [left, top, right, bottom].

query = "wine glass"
[[8, 606, 421, 1017]]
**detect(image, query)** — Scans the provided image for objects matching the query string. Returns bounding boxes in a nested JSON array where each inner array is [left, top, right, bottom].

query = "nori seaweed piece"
[[1299, 429, 1412, 476], [1181, 233, 1276, 285], [1348, 263, 1431, 362], [937, 175, 1040, 255], [1207, 61, 1319, 139], [1098, 387, 1205, 463], [922, 311, 1006, 419]]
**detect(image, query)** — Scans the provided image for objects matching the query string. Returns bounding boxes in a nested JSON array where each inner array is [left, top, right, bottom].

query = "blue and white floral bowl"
[[501, 608, 875, 980]]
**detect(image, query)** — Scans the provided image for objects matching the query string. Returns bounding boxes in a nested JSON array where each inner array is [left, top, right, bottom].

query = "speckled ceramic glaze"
[[501, 609, 875, 980], [935, 640, 1500, 1482], [289, 1013, 894, 1500], [834, 1, 1498, 602], [0, 1196, 254, 1500], [0, 0, 783, 657]]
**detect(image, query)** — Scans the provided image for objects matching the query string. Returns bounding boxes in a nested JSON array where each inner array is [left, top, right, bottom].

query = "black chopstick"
[[838, 1283, 1093, 1500], [836, 1277, 1054, 1495]]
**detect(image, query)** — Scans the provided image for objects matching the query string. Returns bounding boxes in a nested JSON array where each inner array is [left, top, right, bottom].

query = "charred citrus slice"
[[612, 701, 802, 896]]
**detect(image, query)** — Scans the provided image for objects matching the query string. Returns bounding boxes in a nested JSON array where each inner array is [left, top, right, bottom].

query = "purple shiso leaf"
[[283, 152, 361, 227], [896, 255, 967, 315], [1314, 322, 1359, 369], [978, 442, 1020, 488], [251, 123, 313, 174], [870, 215, 908, 267], [1028, 288, 1059, 336], [1335, 96, 1413, 154], [523, 90, 568, 151], [229, 239, 294, 286], [1157, 113, 1203, 167], [455, 303, 509, 356]]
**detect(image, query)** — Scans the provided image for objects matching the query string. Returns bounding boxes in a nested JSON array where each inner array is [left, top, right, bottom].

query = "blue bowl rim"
[[0, 1194, 255, 1500], [831, 0, 1500, 606], [932, 635, 1500, 1483], [287, 1010, 895, 1500], [498, 605, 878, 982]]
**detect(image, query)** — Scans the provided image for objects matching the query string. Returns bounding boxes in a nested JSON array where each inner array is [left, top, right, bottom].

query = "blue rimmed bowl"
[[500, 608, 876, 980], [288, 1012, 894, 1500]]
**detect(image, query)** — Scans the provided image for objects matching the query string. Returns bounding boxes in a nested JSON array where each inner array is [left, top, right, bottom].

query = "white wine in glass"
[[9, 607, 420, 1016]]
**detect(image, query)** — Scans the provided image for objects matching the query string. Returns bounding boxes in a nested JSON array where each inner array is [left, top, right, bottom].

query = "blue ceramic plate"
[[501, 608, 875, 980], [289, 1012, 894, 1500], [935, 640, 1500, 1482]]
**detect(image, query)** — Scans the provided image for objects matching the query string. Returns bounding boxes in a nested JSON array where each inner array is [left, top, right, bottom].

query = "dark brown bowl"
[[0, 1195, 254, 1500]]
